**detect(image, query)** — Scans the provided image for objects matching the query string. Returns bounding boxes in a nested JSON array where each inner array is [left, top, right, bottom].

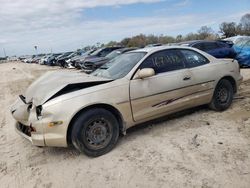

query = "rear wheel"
[[71, 108, 120, 157], [209, 79, 234, 111]]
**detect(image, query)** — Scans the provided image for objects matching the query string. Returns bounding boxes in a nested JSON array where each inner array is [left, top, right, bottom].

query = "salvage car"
[[82, 48, 138, 73], [11, 46, 242, 157], [54, 52, 73, 66], [179, 40, 236, 59], [46, 53, 63, 66], [70, 49, 97, 69], [77, 46, 123, 69], [225, 36, 250, 67]]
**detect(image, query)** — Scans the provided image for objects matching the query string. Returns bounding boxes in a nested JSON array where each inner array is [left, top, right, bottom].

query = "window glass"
[[91, 52, 146, 79], [202, 42, 219, 51], [193, 43, 205, 51], [181, 50, 209, 68], [99, 49, 112, 57], [139, 50, 185, 74], [217, 42, 229, 48]]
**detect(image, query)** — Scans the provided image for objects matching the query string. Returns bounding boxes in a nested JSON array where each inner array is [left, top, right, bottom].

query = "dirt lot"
[[0, 62, 250, 188]]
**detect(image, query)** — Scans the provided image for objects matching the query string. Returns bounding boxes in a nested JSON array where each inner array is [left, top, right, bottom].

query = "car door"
[[129, 49, 196, 122], [180, 49, 216, 104]]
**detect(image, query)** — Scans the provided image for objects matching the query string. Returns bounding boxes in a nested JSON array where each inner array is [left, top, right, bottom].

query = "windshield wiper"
[[99, 66, 108, 69]]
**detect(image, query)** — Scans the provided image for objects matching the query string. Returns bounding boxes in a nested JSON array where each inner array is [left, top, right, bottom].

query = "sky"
[[0, 0, 249, 56]]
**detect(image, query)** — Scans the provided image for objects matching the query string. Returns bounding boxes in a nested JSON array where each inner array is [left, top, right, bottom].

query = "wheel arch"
[[66, 103, 124, 145], [219, 75, 237, 93]]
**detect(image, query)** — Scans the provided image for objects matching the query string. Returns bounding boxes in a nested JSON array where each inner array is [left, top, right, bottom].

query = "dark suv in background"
[[178, 40, 236, 59], [76, 46, 123, 69], [82, 47, 138, 73]]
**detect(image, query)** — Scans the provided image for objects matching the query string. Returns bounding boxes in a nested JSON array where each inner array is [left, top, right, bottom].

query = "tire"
[[71, 108, 120, 157], [209, 79, 234, 111]]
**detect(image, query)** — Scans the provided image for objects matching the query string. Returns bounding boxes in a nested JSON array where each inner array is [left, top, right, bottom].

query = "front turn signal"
[[48, 121, 63, 127]]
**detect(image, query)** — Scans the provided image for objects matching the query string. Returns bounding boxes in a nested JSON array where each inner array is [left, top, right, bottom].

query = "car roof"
[[132, 45, 199, 54], [178, 40, 220, 45], [115, 47, 138, 53]]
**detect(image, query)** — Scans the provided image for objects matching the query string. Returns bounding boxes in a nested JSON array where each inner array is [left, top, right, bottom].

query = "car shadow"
[[42, 105, 209, 158], [122, 105, 209, 137]]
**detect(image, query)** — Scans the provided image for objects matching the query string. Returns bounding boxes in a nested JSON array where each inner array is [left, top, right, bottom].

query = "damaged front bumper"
[[11, 95, 69, 148], [11, 96, 45, 146], [15, 121, 45, 146], [15, 122, 32, 142]]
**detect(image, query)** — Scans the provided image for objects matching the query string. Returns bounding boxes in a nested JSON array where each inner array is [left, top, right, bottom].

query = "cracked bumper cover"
[[15, 122, 45, 146], [11, 97, 45, 146]]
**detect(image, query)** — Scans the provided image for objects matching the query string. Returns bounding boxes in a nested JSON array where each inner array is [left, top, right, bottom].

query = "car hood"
[[24, 70, 112, 105]]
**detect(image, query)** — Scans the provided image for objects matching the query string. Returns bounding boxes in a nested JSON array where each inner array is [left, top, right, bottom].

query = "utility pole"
[[34, 45, 38, 56], [3, 48, 6, 57]]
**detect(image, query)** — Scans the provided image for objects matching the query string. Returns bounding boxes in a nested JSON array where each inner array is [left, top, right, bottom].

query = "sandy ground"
[[0, 61, 250, 188]]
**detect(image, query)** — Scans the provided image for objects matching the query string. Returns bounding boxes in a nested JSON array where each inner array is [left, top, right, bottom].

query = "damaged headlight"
[[27, 103, 33, 112], [36, 105, 43, 119]]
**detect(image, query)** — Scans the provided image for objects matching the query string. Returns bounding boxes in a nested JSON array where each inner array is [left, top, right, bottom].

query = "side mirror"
[[134, 68, 155, 79]]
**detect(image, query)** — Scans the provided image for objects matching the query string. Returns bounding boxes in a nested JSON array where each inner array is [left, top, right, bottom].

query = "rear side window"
[[181, 50, 209, 68], [140, 49, 185, 74], [202, 42, 219, 51], [217, 42, 230, 48], [192, 43, 205, 51], [99, 49, 112, 57]]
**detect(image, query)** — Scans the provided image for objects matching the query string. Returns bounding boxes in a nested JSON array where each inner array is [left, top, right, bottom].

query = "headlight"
[[27, 103, 33, 112], [36, 105, 43, 119]]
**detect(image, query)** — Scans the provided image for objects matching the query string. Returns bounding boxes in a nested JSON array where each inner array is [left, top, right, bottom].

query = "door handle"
[[183, 76, 191, 81]]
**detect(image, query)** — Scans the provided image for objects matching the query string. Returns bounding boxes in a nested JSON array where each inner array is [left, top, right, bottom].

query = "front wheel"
[[209, 79, 234, 111], [71, 108, 120, 157]]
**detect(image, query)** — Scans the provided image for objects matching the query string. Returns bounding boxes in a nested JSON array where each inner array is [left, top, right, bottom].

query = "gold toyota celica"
[[11, 46, 243, 157]]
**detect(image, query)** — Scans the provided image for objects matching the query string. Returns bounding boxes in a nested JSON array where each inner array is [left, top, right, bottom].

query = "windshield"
[[234, 37, 250, 48], [90, 48, 103, 56], [105, 50, 121, 60], [91, 52, 146, 80]]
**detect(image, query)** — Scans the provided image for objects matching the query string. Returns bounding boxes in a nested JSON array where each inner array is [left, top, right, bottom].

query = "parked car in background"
[[39, 55, 50, 65], [178, 40, 236, 59], [146, 43, 163, 47], [30, 55, 42, 64], [45, 53, 62, 66], [0, 57, 7, 61], [225, 36, 250, 67], [8, 56, 18, 61], [82, 47, 138, 73], [61, 50, 85, 68], [77, 47, 123, 69], [70, 49, 97, 69], [30, 55, 45, 64], [23, 56, 34, 63], [55, 52, 74, 66], [11, 46, 242, 157]]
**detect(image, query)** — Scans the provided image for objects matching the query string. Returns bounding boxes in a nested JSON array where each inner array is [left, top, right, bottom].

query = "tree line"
[[83, 13, 250, 50]]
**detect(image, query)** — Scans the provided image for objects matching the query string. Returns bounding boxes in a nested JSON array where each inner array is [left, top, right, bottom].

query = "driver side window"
[[139, 49, 185, 74]]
